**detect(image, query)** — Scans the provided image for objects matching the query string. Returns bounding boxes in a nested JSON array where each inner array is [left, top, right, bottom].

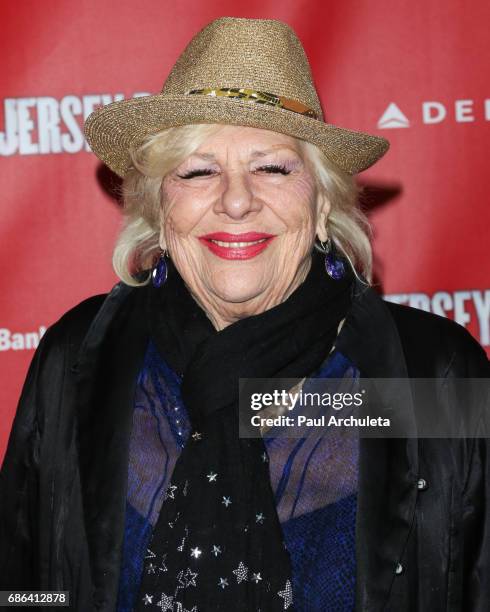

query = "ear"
[[315, 194, 331, 243]]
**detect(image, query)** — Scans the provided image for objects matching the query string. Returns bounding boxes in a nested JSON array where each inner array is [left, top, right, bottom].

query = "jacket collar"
[[74, 278, 418, 611]]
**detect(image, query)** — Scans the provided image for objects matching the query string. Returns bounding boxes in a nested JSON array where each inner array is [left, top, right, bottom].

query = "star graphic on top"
[[190, 547, 202, 559], [156, 592, 174, 611], [278, 579, 293, 609], [218, 577, 229, 589], [233, 561, 249, 584], [183, 567, 198, 587]]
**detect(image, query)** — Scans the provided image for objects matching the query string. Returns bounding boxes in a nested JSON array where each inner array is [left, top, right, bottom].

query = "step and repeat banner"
[[1, 1, 489, 463]]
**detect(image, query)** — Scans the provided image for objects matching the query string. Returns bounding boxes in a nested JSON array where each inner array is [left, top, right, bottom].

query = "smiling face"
[[160, 125, 330, 329]]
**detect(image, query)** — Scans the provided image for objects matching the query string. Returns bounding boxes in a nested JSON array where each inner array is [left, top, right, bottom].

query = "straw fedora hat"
[[84, 17, 389, 178]]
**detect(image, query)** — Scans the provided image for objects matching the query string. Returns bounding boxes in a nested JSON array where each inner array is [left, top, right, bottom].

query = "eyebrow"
[[250, 145, 299, 157], [191, 145, 300, 161]]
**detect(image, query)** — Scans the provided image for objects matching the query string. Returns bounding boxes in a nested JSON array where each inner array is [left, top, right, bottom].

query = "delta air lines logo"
[[377, 99, 490, 128], [377, 103, 410, 129]]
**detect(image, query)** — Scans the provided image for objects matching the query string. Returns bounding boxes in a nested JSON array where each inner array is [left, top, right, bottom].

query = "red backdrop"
[[1, 0, 489, 464]]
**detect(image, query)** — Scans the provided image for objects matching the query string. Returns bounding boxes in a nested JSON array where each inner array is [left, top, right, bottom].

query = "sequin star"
[[190, 547, 202, 559], [233, 561, 249, 584], [222, 496, 232, 507], [278, 579, 293, 609], [142, 594, 153, 605], [261, 451, 268, 462], [145, 548, 156, 560], [255, 512, 265, 524], [218, 577, 229, 589], [207, 471, 218, 482], [147, 562, 156, 574], [192, 431, 202, 441], [157, 553, 168, 573], [156, 592, 174, 611], [183, 567, 198, 587], [251, 572, 262, 583], [165, 484, 178, 499], [212, 545, 222, 557]]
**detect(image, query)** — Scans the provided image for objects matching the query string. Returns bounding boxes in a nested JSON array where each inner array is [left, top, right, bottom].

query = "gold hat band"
[[185, 87, 318, 119]]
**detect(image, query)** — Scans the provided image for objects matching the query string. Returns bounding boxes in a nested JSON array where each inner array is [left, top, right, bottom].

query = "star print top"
[[116, 340, 359, 611]]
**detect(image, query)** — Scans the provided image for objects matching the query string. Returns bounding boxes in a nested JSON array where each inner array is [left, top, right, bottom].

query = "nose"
[[214, 170, 262, 220]]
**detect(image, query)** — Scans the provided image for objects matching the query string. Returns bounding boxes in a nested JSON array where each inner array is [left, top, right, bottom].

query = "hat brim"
[[83, 93, 389, 178]]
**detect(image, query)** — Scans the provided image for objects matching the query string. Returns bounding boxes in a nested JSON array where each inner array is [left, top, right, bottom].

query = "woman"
[[1, 16, 489, 612]]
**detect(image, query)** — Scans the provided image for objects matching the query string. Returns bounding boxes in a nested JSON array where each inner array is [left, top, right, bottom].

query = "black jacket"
[[0, 278, 489, 612]]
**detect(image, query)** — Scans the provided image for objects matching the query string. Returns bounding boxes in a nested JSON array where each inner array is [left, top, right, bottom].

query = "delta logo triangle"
[[377, 103, 410, 129]]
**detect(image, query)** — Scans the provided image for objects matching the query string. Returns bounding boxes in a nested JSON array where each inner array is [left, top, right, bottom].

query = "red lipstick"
[[198, 232, 276, 260]]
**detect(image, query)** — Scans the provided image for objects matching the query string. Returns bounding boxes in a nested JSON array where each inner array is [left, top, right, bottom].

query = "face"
[[160, 125, 330, 329]]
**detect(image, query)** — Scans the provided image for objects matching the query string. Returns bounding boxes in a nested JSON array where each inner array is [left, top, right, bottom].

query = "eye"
[[177, 168, 216, 179], [254, 164, 291, 175]]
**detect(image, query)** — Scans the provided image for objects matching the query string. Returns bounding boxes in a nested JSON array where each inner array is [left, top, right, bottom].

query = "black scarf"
[[134, 250, 353, 611]]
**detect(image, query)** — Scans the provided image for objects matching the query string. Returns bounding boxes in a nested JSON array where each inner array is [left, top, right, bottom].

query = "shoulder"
[[3, 292, 113, 453], [35, 287, 132, 367], [43, 293, 109, 347], [58, 293, 108, 326], [15, 293, 111, 387], [39, 281, 143, 361], [384, 300, 489, 376]]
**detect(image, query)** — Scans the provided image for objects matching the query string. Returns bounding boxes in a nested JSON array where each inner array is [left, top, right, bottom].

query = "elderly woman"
[[1, 16, 489, 612]]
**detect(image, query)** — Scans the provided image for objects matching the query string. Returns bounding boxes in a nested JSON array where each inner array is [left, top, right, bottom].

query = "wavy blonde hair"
[[113, 123, 372, 286]]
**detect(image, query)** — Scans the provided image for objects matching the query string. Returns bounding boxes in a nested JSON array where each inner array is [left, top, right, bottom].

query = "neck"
[[187, 257, 313, 330]]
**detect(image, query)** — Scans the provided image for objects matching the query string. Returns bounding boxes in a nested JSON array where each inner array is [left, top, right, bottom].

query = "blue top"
[[116, 341, 359, 612]]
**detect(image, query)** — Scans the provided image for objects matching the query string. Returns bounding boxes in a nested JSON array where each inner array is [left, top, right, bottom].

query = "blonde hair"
[[113, 123, 372, 286]]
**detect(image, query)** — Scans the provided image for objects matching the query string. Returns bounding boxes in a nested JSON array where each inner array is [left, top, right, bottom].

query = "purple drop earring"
[[321, 239, 345, 280], [151, 250, 168, 288]]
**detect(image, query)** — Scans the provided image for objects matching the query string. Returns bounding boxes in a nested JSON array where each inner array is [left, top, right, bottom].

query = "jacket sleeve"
[[0, 324, 65, 589], [451, 327, 490, 611], [461, 413, 490, 611], [0, 293, 107, 591], [463, 352, 490, 611]]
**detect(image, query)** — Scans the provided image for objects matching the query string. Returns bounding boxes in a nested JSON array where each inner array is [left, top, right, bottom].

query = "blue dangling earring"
[[151, 250, 168, 288], [321, 239, 345, 280]]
